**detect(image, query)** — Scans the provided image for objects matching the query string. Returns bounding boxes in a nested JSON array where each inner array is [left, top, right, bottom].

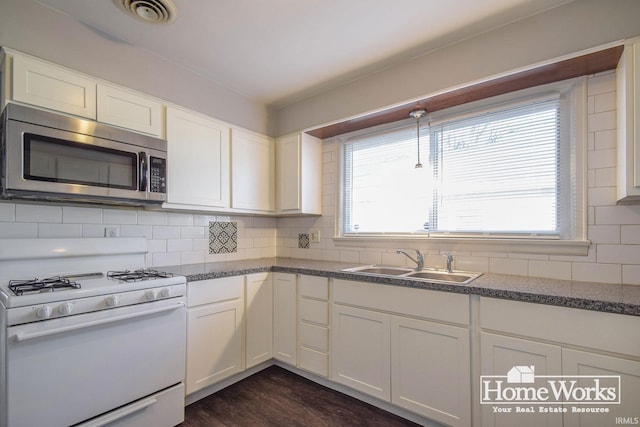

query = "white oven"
[[0, 238, 187, 427]]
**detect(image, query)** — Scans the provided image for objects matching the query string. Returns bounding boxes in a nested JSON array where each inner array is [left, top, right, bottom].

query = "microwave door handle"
[[138, 151, 148, 192]]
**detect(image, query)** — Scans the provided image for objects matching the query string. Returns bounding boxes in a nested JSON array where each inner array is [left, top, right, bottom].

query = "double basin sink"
[[343, 265, 481, 285]]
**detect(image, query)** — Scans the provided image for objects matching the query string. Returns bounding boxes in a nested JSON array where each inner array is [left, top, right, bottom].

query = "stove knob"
[[106, 295, 120, 307], [159, 288, 171, 298], [146, 289, 158, 301], [58, 302, 73, 315], [36, 305, 53, 319]]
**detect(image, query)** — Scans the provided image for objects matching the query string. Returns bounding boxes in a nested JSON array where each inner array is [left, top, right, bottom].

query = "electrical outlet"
[[104, 227, 119, 238], [309, 230, 320, 243]]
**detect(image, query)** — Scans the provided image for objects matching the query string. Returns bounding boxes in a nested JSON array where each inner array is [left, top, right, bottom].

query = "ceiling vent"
[[115, 0, 178, 24]]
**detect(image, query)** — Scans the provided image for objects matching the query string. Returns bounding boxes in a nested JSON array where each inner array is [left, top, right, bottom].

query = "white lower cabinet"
[[298, 275, 330, 377], [391, 316, 471, 427], [185, 276, 244, 395], [245, 272, 273, 369], [480, 297, 640, 427], [562, 349, 640, 427], [480, 332, 563, 427], [273, 272, 297, 365], [331, 304, 391, 400], [331, 279, 471, 425]]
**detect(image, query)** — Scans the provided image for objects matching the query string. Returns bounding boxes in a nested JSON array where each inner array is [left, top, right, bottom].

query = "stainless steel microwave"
[[0, 103, 167, 205]]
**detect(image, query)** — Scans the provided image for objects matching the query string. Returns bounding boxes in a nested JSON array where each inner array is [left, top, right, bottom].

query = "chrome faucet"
[[396, 249, 424, 270], [441, 252, 454, 273]]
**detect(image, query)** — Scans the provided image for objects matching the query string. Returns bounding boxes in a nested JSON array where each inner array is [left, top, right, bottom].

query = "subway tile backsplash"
[[0, 203, 276, 267], [1, 72, 640, 285], [276, 71, 640, 286]]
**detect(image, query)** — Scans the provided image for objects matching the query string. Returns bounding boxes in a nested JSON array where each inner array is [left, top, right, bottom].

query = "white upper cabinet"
[[97, 84, 163, 137], [275, 132, 322, 215], [10, 53, 97, 119], [230, 127, 274, 212], [617, 38, 640, 203], [3, 49, 164, 136], [165, 107, 230, 209]]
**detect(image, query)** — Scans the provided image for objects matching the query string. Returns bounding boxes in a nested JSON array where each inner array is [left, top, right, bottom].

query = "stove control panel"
[[6, 284, 185, 326]]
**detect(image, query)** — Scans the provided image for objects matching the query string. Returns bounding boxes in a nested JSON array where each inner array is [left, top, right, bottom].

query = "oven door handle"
[[13, 303, 184, 342], [76, 395, 158, 427]]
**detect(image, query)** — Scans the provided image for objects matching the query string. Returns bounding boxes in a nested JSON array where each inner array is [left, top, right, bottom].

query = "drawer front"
[[187, 276, 244, 307], [299, 322, 328, 352], [333, 279, 469, 325], [481, 297, 640, 357], [298, 346, 329, 377], [299, 298, 328, 325], [299, 275, 329, 300]]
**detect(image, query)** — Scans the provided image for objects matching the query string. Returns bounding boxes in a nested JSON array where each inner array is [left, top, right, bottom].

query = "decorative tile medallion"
[[298, 233, 310, 249], [209, 221, 238, 254]]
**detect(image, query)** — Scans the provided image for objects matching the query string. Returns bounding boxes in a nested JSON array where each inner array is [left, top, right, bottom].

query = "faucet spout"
[[396, 249, 424, 270], [441, 252, 454, 273]]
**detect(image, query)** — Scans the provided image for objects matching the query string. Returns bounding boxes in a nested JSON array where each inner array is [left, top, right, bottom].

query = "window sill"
[[333, 235, 591, 256]]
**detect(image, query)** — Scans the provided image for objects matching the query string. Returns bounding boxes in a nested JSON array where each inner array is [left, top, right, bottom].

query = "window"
[[340, 80, 585, 244]]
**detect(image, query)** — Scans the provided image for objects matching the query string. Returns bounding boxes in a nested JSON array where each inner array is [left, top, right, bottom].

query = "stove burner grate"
[[107, 269, 174, 282], [9, 276, 82, 296]]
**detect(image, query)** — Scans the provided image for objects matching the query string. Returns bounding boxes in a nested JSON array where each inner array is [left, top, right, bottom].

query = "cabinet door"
[[562, 348, 640, 427], [97, 84, 162, 136], [165, 107, 230, 208], [481, 332, 563, 427], [245, 273, 273, 368], [230, 128, 274, 211], [616, 40, 640, 202], [391, 316, 470, 427], [276, 134, 300, 211], [185, 299, 244, 394], [12, 54, 96, 119], [331, 304, 391, 401], [275, 133, 322, 214], [273, 273, 297, 365]]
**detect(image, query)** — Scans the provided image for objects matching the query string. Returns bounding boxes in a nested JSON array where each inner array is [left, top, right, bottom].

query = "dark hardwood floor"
[[181, 366, 421, 427]]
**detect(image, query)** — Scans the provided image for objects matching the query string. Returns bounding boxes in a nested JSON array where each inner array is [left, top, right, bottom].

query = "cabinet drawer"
[[480, 297, 640, 357], [298, 346, 328, 377], [299, 298, 328, 325], [333, 279, 469, 325], [299, 322, 328, 352], [187, 276, 244, 307], [299, 275, 329, 300]]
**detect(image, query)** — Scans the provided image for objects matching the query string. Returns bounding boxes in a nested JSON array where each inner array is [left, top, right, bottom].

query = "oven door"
[[5, 299, 185, 427]]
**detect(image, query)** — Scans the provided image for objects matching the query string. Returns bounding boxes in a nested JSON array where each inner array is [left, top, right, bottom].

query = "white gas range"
[[0, 238, 187, 427]]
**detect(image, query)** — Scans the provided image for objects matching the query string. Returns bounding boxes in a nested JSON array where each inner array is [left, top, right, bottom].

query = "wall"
[[0, 203, 277, 268], [0, 0, 274, 135], [277, 71, 640, 286], [275, 0, 640, 136]]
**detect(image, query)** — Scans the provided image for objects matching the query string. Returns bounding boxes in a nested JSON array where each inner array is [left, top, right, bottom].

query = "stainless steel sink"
[[404, 270, 477, 283], [344, 266, 413, 276], [343, 265, 481, 284]]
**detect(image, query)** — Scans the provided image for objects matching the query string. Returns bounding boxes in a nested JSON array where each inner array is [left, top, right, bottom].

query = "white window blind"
[[342, 94, 561, 237], [344, 124, 431, 233], [431, 96, 560, 235]]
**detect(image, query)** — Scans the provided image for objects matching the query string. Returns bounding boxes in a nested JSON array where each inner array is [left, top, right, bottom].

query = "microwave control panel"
[[149, 156, 167, 193]]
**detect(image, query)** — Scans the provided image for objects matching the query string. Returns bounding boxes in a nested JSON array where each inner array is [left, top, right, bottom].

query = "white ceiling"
[[33, 0, 573, 108]]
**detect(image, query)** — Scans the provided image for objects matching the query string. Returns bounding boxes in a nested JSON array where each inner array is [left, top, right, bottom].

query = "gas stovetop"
[[9, 276, 82, 295], [0, 268, 185, 309]]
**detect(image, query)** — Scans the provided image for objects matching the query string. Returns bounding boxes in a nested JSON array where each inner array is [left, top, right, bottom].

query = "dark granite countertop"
[[162, 257, 640, 317]]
